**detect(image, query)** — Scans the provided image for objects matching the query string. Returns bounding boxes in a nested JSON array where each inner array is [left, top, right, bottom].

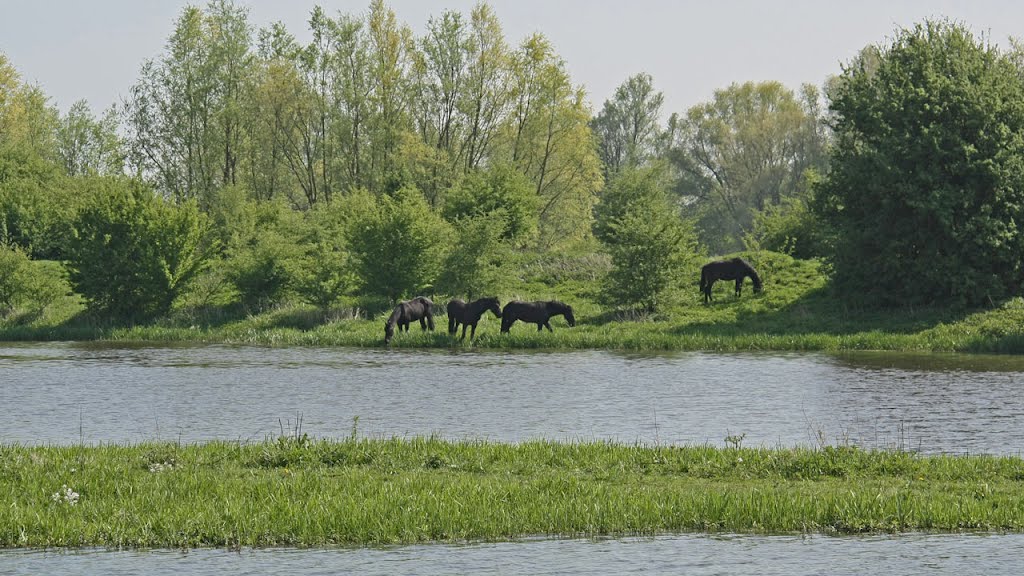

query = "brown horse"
[[384, 296, 435, 344], [500, 300, 576, 333], [447, 297, 502, 341], [700, 258, 763, 303]]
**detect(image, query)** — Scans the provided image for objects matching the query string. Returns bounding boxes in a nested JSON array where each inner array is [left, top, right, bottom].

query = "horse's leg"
[[420, 317, 427, 331], [735, 279, 742, 297], [470, 323, 477, 339], [448, 315, 456, 335]]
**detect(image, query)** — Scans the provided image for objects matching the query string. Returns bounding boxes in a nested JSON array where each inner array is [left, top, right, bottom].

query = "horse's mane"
[[386, 303, 405, 327], [546, 300, 571, 313]]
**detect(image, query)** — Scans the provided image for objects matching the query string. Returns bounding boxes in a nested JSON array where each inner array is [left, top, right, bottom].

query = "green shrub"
[[345, 187, 452, 301], [65, 178, 214, 321], [0, 245, 66, 315]]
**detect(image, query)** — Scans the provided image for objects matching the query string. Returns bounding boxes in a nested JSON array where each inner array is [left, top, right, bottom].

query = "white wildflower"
[[52, 485, 80, 506]]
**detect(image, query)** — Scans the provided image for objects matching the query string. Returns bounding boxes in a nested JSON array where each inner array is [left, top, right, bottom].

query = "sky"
[[2, 0, 1024, 118]]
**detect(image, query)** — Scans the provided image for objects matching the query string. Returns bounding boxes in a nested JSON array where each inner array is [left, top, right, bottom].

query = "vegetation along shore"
[[3, 438, 1024, 548]]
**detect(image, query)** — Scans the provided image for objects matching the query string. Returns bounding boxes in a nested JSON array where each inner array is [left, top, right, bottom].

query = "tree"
[[591, 73, 664, 179], [442, 163, 538, 243], [56, 101, 124, 177], [594, 166, 699, 313], [344, 187, 452, 301], [673, 81, 827, 253], [506, 35, 602, 247], [816, 21, 1024, 307], [124, 1, 253, 206], [436, 211, 506, 299], [66, 178, 214, 320]]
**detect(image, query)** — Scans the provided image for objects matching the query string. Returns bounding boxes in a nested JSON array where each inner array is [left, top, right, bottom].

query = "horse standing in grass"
[[447, 297, 502, 341], [384, 296, 435, 344], [700, 258, 763, 303], [500, 300, 576, 333]]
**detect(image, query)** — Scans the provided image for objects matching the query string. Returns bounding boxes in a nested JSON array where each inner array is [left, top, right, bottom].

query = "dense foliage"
[[817, 21, 1024, 306], [65, 178, 213, 321]]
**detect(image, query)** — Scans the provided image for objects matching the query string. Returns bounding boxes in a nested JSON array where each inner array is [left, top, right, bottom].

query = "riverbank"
[[2, 438, 1023, 548], [3, 252, 1024, 353]]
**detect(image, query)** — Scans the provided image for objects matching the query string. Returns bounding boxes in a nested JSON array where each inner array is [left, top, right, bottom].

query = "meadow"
[[4, 251, 1024, 354]]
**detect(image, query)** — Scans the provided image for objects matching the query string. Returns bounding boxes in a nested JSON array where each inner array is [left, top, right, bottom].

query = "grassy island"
[[2, 438, 1024, 548]]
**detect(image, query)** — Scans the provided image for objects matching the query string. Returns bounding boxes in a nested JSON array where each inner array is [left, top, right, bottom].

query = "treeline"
[[1, 5, 1023, 324]]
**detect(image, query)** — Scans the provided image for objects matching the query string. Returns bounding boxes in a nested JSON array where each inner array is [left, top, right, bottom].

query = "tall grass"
[[3, 438, 1024, 548]]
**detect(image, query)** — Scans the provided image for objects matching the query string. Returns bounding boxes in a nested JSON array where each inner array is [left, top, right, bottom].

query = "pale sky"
[[2, 0, 1023, 117]]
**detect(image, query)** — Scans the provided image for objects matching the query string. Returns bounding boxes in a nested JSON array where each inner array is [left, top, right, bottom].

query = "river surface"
[[4, 343, 1024, 574], [3, 533, 1022, 576], [3, 343, 1024, 454]]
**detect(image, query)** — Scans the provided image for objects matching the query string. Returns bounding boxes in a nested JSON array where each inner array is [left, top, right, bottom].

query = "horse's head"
[[563, 304, 576, 327], [485, 297, 502, 318], [384, 321, 395, 344]]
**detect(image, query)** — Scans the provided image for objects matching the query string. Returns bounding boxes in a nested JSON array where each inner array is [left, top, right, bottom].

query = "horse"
[[700, 257, 763, 303], [447, 297, 502, 341], [500, 300, 576, 333], [384, 296, 435, 344]]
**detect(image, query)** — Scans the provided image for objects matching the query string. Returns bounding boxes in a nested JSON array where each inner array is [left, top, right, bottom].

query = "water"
[[2, 343, 1024, 453], [3, 533, 1022, 575], [2, 343, 1024, 454], [4, 343, 1024, 573]]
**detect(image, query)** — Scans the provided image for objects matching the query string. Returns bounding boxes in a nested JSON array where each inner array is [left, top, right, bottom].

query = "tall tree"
[[56, 101, 124, 177], [506, 35, 602, 247], [124, 1, 253, 206], [674, 81, 827, 253], [591, 73, 664, 179]]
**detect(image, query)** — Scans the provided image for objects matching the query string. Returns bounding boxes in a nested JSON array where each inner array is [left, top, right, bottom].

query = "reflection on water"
[[3, 533, 1022, 576], [2, 343, 1024, 454]]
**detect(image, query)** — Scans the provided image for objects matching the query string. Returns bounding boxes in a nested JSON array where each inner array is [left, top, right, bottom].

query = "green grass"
[[3, 438, 1024, 548], [4, 251, 1024, 353]]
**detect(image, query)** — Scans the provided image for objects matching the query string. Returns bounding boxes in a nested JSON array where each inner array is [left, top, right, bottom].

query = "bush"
[[436, 212, 508, 299], [345, 187, 452, 301], [65, 178, 214, 321], [594, 167, 701, 313], [442, 164, 539, 244], [816, 21, 1024, 306], [217, 198, 305, 311], [0, 245, 66, 315]]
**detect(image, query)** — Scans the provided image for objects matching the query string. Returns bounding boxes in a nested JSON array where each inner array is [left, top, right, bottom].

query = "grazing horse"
[[384, 296, 435, 344], [447, 297, 502, 341], [700, 257, 763, 303], [500, 300, 576, 333]]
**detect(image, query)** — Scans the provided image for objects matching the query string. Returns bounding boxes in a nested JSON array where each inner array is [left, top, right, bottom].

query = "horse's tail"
[[699, 266, 709, 292], [448, 314, 456, 334]]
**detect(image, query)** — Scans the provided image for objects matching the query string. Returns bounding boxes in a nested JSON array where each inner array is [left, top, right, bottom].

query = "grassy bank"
[[2, 438, 1024, 548], [4, 252, 1024, 353]]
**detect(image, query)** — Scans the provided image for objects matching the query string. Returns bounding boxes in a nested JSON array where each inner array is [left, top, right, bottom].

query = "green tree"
[[674, 81, 827, 253], [66, 178, 214, 321], [594, 166, 699, 313], [56, 100, 124, 177], [345, 186, 452, 301], [442, 163, 538, 242], [591, 73, 664, 179], [816, 21, 1024, 307], [436, 211, 506, 299]]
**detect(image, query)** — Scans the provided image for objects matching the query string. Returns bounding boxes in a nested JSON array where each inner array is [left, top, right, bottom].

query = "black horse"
[[500, 300, 576, 333], [700, 258, 763, 303], [447, 297, 502, 341], [384, 296, 435, 344]]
